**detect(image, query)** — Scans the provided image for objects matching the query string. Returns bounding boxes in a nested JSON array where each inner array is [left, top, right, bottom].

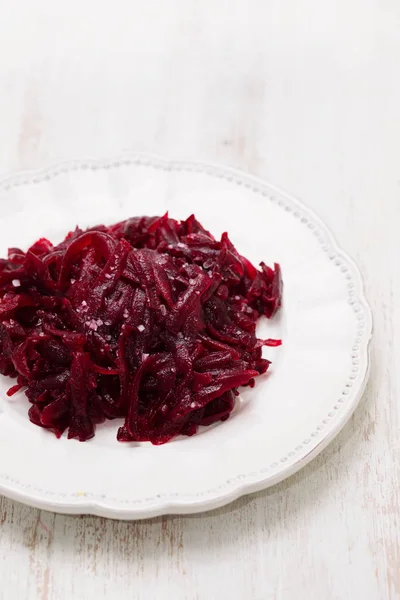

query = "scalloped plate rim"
[[0, 153, 373, 519]]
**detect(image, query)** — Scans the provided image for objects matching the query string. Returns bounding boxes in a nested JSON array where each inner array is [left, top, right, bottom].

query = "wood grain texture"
[[0, 1, 399, 598]]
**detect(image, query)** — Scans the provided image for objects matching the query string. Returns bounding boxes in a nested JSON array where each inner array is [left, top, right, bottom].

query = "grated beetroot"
[[0, 214, 282, 444]]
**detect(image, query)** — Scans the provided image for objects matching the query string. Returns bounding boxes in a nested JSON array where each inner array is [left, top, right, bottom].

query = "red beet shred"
[[0, 214, 282, 444]]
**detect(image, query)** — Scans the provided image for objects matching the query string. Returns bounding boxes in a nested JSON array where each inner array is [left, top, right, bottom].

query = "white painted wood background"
[[0, 1, 398, 598]]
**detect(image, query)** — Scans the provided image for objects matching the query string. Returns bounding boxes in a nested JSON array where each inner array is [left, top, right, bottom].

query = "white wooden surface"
[[0, 2, 399, 599]]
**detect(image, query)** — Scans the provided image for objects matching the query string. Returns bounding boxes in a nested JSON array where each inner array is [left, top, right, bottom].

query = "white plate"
[[0, 154, 372, 519]]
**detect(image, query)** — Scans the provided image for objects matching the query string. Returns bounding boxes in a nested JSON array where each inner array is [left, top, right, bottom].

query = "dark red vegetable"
[[0, 214, 282, 444]]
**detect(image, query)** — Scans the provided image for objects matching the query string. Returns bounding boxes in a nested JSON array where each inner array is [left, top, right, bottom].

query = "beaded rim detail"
[[0, 154, 372, 518]]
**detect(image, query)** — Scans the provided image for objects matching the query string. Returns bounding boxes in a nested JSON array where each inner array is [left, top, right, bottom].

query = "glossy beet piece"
[[0, 214, 282, 444]]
